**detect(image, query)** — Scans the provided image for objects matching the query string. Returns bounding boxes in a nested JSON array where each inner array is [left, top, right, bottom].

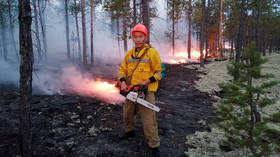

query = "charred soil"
[[0, 64, 214, 157]]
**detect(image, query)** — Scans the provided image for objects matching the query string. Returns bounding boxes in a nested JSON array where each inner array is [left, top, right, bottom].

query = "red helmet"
[[131, 24, 148, 37]]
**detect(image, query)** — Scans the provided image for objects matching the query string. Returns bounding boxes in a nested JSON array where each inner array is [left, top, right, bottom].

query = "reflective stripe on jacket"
[[118, 44, 163, 92]]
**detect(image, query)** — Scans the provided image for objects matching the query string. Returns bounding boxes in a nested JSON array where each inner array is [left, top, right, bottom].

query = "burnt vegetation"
[[0, 0, 279, 156]]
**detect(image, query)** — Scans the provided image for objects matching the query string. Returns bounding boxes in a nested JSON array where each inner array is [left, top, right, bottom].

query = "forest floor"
[[185, 52, 280, 157], [1, 52, 278, 157], [0, 61, 214, 157]]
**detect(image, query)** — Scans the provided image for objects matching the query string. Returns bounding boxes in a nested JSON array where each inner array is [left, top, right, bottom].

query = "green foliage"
[[103, 0, 126, 19], [223, 0, 280, 48], [69, 3, 81, 15], [167, 0, 184, 23], [213, 42, 280, 156]]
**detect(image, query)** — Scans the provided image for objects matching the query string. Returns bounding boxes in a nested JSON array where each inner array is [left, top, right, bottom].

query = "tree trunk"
[[122, 0, 128, 53], [8, 0, 19, 60], [74, 0, 81, 62], [205, 39, 209, 59], [18, 0, 33, 156], [0, 8, 8, 60], [218, 0, 223, 58], [123, 17, 128, 53], [133, 0, 137, 26], [187, 0, 192, 59], [230, 39, 234, 59], [172, 4, 175, 57], [32, 0, 42, 61], [117, 18, 121, 57], [81, 0, 87, 65], [269, 39, 273, 54], [247, 70, 259, 155], [235, 0, 246, 63], [38, 0, 48, 61], [141, 0, 150, 44], [65, 0, 71, 60], [0, 33, 3, 57], [205, 0, 210, 59], [200, 0, 206, 67], [90, 0, 95, 65], [261, 30, 266, 56], [255, 0, 262, 53]]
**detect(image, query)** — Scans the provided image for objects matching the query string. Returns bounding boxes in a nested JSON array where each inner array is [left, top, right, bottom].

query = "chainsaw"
[[120, 84, 160, 112]]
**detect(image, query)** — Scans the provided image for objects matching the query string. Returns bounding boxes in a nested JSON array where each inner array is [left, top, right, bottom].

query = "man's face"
[[132, 32, 147, 48]]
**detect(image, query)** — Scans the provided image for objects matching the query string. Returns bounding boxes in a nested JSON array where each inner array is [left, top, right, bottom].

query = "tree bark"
[[218, 0, 223, 58], [0, 33, 3, 58], [0, 8, 8, 60], [32, 0, 42, 61], [65, 0, 71, 60], [133, 0, 137, 26], [141, 0, 150, 44], [8, 0, 19, 60], [247, 70, 258, 155], [90, 0, 95, 65], [81, 0, 87, 65], [187, 0, 192, 59], [122, 0, 128, 53], [74, 0, 81, 62], [123, 17, 128, 53], [235, 0, 246, 63], [18, 0, 33, 156], [255, 0, 262, 53], [172, 1, 175, 57], [37, 0, 48, 61], [117, 18, 121, 57], [200, 0, 206, 67], [230, 39, 234, 59], [205, 0, 210, 58]]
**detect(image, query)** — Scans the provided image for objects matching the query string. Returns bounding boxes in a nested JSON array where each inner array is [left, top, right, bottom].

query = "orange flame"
[[167, 49, 206, 64], [58, 67, 125, 104], [91, 81, 119, 94]]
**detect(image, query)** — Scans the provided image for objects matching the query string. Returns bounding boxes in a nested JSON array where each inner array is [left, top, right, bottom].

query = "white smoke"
[[0, 59, 19, 84], [0, 0, 198, 102], [33, 65, 125, 104]]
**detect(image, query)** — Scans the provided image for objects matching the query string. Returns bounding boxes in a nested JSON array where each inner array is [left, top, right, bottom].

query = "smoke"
[[0, 0, 200, 103], [33, 65, 125, 104], [0, 58, 124, 104], [0, 59, 19, 84], [148, 0, 202, 64]]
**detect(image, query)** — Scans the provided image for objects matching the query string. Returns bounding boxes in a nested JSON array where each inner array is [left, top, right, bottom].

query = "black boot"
[[119, 131, 135, 140], [151, 147, 161, 157]]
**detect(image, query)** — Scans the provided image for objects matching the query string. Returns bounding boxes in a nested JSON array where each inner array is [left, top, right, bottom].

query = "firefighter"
[[118, 23, 163, 157]]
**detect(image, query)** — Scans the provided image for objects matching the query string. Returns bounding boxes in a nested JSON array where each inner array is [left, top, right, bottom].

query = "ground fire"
[[36, 67, 125, 105], [2, 0, 279, 156], [166, 49, 206, 64]]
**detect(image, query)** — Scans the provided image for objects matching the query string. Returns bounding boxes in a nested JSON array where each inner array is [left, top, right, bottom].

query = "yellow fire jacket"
[[118, 44, 163, 92]]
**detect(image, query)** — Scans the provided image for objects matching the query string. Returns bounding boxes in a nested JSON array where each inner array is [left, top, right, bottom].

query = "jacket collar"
[[132, 44, 150, 59]]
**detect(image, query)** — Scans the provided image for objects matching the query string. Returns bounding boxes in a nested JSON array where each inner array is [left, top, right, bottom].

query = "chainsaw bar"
[[126, 92, 160, 112]]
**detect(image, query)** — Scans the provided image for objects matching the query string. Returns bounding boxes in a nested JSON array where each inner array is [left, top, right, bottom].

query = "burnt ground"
[[0, 64, 214, 157]]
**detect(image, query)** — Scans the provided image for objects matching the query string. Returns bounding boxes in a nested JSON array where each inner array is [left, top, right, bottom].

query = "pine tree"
[[19, 0, 33, 156], [65, 0, 71, 60], [166, 0, 184, 56], [69, 0, 82, 62], [103, 0, 131, 53], [214, 42, 280, 156]]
